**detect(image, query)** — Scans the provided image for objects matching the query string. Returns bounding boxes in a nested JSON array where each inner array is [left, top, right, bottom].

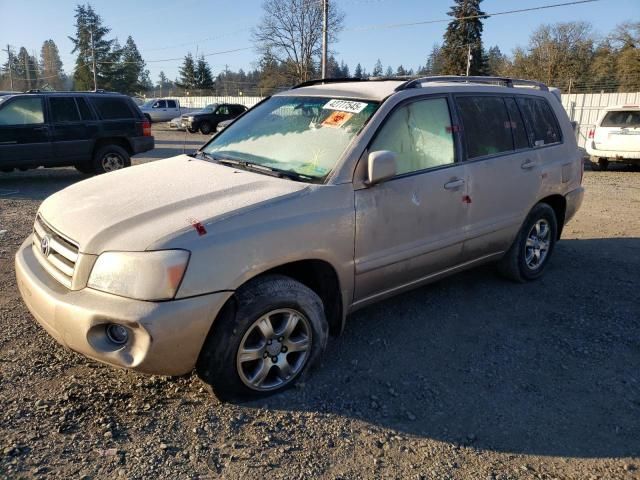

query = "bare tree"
[[252, 0, 344, 83]]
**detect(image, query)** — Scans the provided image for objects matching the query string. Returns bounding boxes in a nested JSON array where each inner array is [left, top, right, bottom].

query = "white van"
[[586, 105, 640, 170]]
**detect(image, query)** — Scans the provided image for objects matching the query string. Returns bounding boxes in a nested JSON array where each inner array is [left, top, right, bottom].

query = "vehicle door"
[[0, 96, 51, 168], [150, 100, 168, 121], [214, 105, 233, 126], [48, 96, 95, 164], [166, 100, 180, 120], [594, 109, 640, 152], [353, 96, 468, 304], [455, 94, 543, 260]]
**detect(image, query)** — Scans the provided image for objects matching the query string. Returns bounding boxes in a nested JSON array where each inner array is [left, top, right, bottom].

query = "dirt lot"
[[1, 127, 639, 479]]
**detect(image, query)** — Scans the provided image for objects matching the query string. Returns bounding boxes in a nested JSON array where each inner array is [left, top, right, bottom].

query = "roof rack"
[[291, 78, 366, 89], [396, 76, 549, 92]]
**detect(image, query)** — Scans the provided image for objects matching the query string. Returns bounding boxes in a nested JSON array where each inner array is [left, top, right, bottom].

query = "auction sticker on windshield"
[[323, 99, 368, 114], [322, 111, 353, 128]]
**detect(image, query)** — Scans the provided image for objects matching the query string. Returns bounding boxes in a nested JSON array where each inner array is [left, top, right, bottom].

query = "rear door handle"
[[521, 159, 536, 170], [444, 178, 465, 190]]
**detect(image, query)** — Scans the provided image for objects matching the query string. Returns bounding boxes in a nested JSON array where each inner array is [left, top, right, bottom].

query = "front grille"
[[32, 215, 79, 288]]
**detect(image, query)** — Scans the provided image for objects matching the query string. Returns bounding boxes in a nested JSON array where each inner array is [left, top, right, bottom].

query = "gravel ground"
[[1, 127, 639, 479]]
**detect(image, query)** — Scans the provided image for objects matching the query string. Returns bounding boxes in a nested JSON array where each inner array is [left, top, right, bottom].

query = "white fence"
[[166, 96, 264, 109], [562, 92, 640, 148], [167, 92, 640, 149]]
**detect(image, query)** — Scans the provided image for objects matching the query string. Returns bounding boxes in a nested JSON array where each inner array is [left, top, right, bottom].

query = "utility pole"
[[5, 45, 13, 91], [465, 44, 471, 77], [321, 0, 328, 78], [90, 28, 97, 91]]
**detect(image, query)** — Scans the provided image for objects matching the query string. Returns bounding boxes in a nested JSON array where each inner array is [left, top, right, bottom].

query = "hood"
[[38, 155, 308, 254]]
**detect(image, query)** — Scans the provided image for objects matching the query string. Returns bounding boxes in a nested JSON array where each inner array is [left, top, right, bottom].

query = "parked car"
[[182, 103, 248, 134], [215, 118, 233, 133], [139, 98, 183, 123], [0, 91, 154, 174], [167, 116, 185, 130], [586, 104, 640, 170], [16, 76, 584, 400]]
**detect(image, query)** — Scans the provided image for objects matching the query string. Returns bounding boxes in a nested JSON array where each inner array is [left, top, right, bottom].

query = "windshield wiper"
[[204, 153, 315, 182]]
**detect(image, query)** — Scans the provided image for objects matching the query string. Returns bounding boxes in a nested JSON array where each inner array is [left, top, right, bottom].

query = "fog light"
[[105, 324, 129, 345]]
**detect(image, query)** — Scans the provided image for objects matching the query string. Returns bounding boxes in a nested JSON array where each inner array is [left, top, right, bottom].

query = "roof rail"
[[396, 76, 549, 92], [291, 77, 367, 89]]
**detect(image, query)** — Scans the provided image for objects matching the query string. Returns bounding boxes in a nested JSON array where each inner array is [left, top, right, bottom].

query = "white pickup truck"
[[139, 98, 186, 123]]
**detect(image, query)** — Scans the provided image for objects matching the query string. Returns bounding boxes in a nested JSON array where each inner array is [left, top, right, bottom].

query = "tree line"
[[1, 0, 638, 96]]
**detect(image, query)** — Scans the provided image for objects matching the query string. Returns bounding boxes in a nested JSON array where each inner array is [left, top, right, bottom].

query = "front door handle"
[[444, 178, 465, 190], [521, 159, 536, 169]]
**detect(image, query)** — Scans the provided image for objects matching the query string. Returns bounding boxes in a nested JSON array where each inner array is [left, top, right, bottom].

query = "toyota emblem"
[[40, 235, 51, 257]]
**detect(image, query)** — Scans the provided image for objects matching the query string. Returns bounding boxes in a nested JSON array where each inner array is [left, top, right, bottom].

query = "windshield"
[[141, 99, 155, 108], [203, 103, 217, 112], [203, 95, 378, 180], [601, 110, 640, 128]]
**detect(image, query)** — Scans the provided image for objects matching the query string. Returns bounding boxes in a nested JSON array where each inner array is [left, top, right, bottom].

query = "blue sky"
[[1, 0, 638, 83]]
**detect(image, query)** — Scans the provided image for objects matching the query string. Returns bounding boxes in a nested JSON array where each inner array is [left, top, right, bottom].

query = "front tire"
[[196, 275, 328, 401], [598, 158, 609, 171], [199, 121, 213, 135], [93, 144, 131, 174], [498, 203, 558, 283]]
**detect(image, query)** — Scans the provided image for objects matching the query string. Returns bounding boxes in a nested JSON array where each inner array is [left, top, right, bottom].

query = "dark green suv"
[[0, 91, 154, 174]]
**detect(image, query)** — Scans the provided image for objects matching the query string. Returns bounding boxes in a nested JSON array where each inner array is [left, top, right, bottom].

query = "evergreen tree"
[[339, 60, 350, 78], [372, 59, 383, 77], [17, 47, 39, 90], [0, 46, 20, 90], [40, 40, 65, 90], [353, 63, 364, 78], [195, 55, 214, 90], [69, 4, 116, 90], [117, 36, 147, 95], [396, 65, 407, 76], [441, 0, 486, 75], [178, 53, 197, 89], [424, 43, 445, 75], [485, 45, 507, 75]]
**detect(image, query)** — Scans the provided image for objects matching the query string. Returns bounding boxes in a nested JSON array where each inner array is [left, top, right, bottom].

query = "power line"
[[344, 0, 601, 32]]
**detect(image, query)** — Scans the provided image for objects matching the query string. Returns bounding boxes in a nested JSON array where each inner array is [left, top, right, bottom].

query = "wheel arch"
[[537, 194, 566, 239], [214, 259, 345, 338], [93, 137, 134, 157]]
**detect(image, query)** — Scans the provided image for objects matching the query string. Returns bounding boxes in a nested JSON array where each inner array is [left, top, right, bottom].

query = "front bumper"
[[15, 237, 232, 376], [564, 186, 584, 225], [130, 135, 155, 154]]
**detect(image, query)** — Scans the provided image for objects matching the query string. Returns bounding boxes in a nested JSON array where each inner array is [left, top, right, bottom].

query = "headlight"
[[88, 250, 190, 301], [187, 116, 195, 121]]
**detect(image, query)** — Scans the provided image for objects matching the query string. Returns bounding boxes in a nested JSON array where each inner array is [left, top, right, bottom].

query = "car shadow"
[[0, 168, 88, 201], [247, 237, 640, 459]]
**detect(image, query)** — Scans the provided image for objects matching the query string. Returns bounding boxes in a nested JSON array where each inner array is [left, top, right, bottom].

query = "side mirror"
[[367, 150, 397, 185], [570, 120, 578, 133]]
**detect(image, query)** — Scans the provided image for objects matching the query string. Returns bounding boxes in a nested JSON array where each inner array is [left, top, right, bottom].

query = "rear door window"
[[456, 96, 513, 159], [75, 97, 95, 120], [91, 97, 135, 120], [167, 100, 177, 108], [504, 97, 530, 149], [216, 105, 230, 115], [0, 97, 44, 125], [516, 97, 562, 146], [601, 110, 640, 127], [50, 97, 80, 123]]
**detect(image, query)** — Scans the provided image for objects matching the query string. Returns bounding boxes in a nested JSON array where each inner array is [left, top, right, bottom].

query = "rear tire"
[[497, 203, 558, 283], [199, 121, 212, 135], [92, 144, 131, 174], [196, 274, 328, 402], [598, 158, 609, 171]]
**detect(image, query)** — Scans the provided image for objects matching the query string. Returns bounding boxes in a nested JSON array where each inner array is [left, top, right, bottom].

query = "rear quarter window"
[[601, 110, 640, 127], [90, 97, 135, 120], [517, 96, 562, 146]]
